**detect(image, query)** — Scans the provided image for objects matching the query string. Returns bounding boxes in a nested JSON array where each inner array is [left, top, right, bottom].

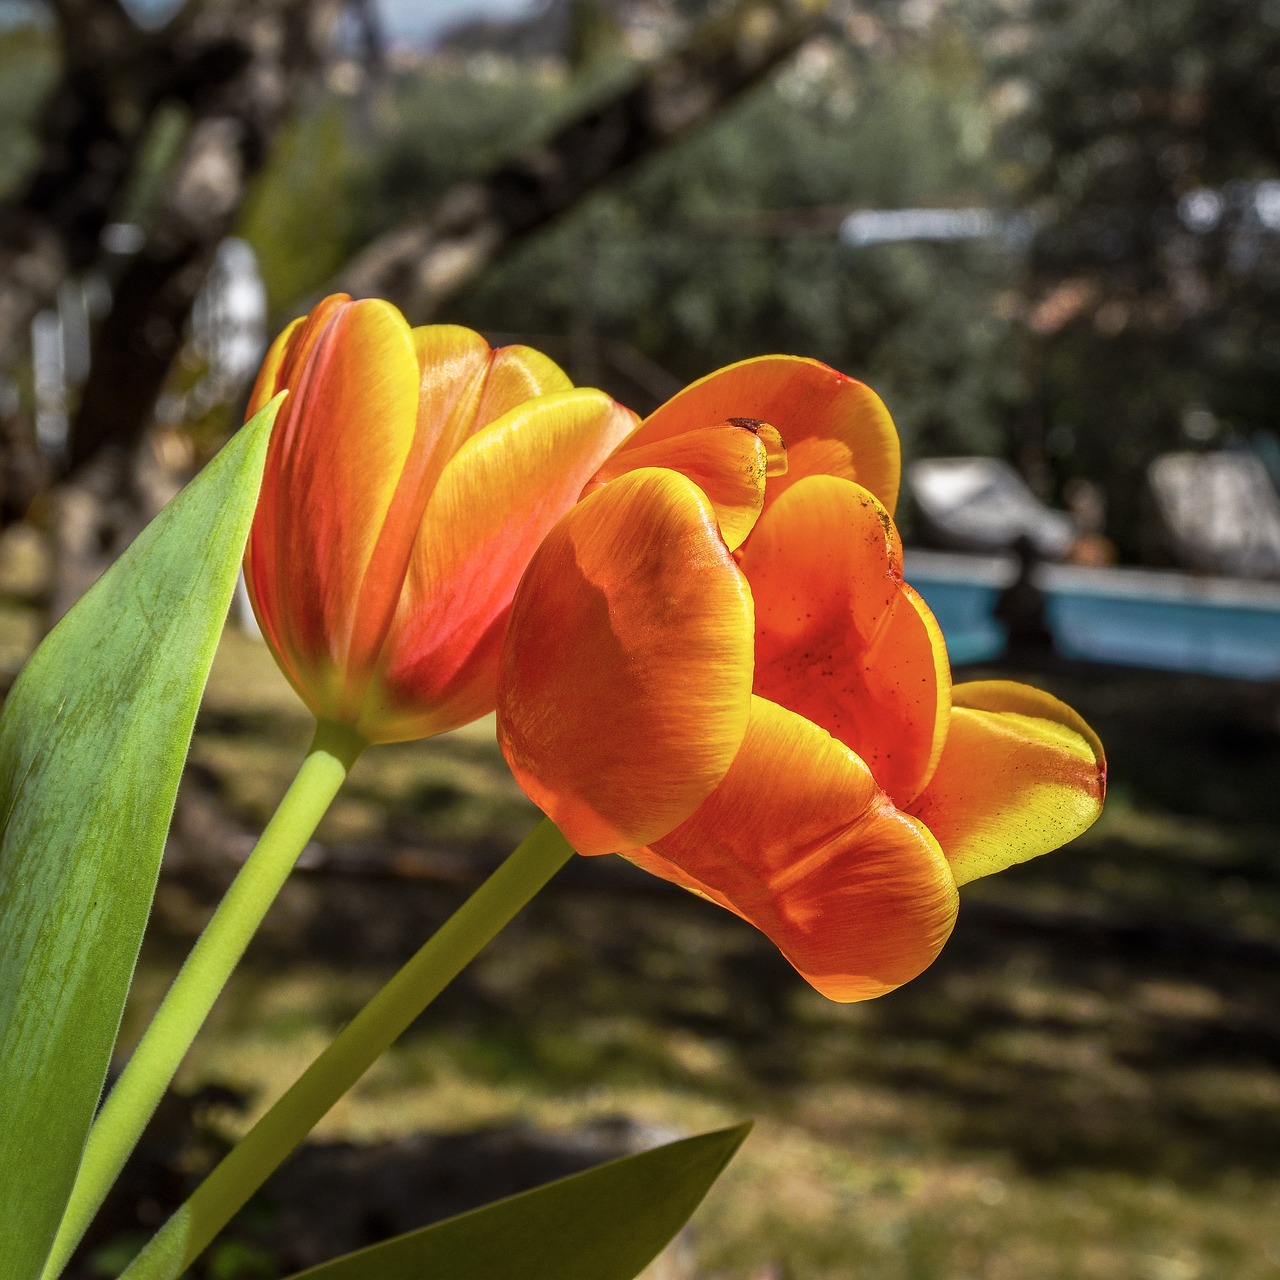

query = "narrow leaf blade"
[[0, 399, 279, 1280], [287, 1123, 751, 1280]]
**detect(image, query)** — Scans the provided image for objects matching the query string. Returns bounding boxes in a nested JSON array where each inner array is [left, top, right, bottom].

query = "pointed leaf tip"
[[284, 1122, 752, 1280]]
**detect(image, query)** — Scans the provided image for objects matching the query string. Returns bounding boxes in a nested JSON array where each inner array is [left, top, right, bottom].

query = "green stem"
[[118, 818, 574, 1280], [41, 719, 364, 1280]]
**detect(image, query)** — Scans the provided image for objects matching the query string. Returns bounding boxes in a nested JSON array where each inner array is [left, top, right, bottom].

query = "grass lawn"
[[71, 626, 1279, 1279]]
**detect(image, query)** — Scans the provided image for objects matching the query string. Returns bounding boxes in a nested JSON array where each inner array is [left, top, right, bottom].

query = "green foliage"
[[115, 104, 190, 229], [240, 65, 590, 316], [285, 1124, 750, 1280], [240, 103, 365, 314], [0, 397, 279, 1280], [234, 25, 1026, 474], [346, 65, 563, 245], [354, 36, 653, 235], [0, 20, 58, 198], [450, 30, 1026, 467]]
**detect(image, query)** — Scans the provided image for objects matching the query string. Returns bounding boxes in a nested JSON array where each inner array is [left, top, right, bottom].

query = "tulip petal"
[[738, 475, 951, 806], [907, 680, 1107, 887], [408, 331, 575, 464], [340, 324, 495, 681], [248, 293, 353, 417], [592, 420, 771, 551], [408, 324, 495, 472], [246, 297, 422, 717], [366, 389, 637, 741], [629, 696, 958, 1002], [625, 355, 901, 513], [245, 315, 306, 415], [498, 467, 755, 855], [401, 330, 578, 495], [476, 344, 574, 424]]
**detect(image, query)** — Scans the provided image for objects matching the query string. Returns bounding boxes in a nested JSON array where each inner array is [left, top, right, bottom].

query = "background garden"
[[1, 0, 1279, 1276]]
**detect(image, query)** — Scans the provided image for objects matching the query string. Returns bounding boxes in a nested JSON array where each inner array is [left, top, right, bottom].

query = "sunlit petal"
[[245, 315, 306, 416], [326, 326, 489, 692], [592, 420, 771, 551], [739, 475, 951, 805], [626, 355, 901, 513], [367, 389, 637, 741], [498, 467, 755, 855], [907, 680, 1106, 886], [629, 696, 958, 1001], [475, 344, 574, 424], [246, 297, 421, 718], [408, 323, 494, 465]]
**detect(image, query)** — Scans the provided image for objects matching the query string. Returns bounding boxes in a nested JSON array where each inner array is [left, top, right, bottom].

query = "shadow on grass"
[[145, 660, 1280, 1194]]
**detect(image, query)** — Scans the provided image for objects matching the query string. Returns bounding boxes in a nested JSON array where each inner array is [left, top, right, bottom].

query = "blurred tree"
[[0, 0, 186, 370], [0, 0, 830, 553], [335, 0, 833, 321], [231, 3, 1027, 494], [67, 0, 348, 481], [13, 0, 1280, 573], [442, 16, 1025, 474], [0, 0, 359, 617], [990, 0, 1280, 554], [0, 0, 351, 540]]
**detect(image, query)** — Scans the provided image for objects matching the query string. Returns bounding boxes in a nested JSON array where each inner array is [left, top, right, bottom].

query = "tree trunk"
[[0, 0, 272, 524], [0, 0, 160, 522], [20, 0, 339, 617], [67, 0, 340, 473], [0, 0, 153, 362]]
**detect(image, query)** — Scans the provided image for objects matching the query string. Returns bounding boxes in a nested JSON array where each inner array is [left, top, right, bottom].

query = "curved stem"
[[41, 719, 365, 1280], [118, 818, 575, 1280]]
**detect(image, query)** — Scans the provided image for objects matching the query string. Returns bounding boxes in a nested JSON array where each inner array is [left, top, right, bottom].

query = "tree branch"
[[337, 0, 831, 320]]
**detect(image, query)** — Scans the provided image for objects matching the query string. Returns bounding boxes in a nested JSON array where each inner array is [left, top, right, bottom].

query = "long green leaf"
[[286, 1123, 750, 1280], [0, 398, 280, 1280]]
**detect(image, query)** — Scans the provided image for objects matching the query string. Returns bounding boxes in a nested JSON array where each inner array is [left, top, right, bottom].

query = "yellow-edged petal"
[[475, 343, 574, 424], [739, 475, 951, 806], [497, 467, 755, 855], [630, 696, 958, 1002], [626, 355, 901, 513], [245, 314, 307, 415], [245, 296, 421, 717], [409, 323, 495, 470], [356, 328, 572, 683], [401, 329, 578, 504], [365, 389, 637, 741], [591, 420, 771, 551], [348, 323, 500, 684], [907, 680, 1106, 886]]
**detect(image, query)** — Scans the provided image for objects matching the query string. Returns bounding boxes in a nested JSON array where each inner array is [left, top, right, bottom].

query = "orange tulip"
[[497, 357, 1105, 1001], [245, 294, 636, 744]]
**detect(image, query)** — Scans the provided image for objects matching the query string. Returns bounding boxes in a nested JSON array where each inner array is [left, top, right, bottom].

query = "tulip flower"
[[497, 357, 1105, 1002], [245, 294, 636, 744]]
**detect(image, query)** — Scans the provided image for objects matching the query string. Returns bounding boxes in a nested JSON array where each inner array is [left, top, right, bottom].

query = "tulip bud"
[[245, 294, 636, 744]]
